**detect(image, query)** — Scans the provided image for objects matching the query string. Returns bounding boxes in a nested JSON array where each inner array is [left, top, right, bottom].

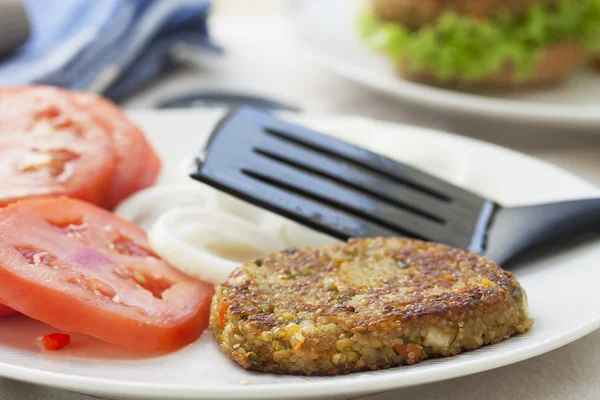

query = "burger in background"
[[358, 0, 600, 87]]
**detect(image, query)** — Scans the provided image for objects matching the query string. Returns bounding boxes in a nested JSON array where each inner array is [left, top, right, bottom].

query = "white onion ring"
[[214, 191, 340, 248], [148, 207, 286, 285], [215, 191, 293, 240], [114, 184, 218, 230], [213, 191, 270, 225], [278, 221, 340, 248]]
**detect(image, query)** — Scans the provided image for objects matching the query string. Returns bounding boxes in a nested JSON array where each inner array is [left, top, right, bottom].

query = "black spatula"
[[190, 107, 600, 265]]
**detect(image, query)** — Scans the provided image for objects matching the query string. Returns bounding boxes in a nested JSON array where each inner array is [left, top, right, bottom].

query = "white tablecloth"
[[2, 16, 599, 400]]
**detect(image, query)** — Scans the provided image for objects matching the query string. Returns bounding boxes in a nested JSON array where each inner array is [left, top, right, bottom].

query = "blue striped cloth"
[[0, 0, 218, 99]]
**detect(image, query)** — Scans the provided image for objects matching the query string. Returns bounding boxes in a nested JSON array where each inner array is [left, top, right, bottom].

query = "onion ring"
[[148, 207, 286, 285], [114, 184, 218, 230]]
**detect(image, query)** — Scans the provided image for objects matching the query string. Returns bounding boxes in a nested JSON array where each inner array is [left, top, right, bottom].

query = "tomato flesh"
[[0, 87, 116, 206], [71, 92, 161, 209], [0, 304, 17, 317], [0, 86, 161, 209], [0, 197, 214, 352]]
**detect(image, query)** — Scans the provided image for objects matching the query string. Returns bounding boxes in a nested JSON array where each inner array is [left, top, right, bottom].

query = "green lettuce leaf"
[[357, 0, 600, 81]]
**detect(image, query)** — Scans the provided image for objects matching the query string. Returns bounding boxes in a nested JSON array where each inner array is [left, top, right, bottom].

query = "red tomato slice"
[[70, 92, 161, 209], [0, 304, 18, 317], [0, 197, 213, 352], [0, 87, 116, 206]]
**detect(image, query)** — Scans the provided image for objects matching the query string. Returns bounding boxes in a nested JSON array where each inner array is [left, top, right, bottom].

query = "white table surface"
[[2, 16, 599, 400]]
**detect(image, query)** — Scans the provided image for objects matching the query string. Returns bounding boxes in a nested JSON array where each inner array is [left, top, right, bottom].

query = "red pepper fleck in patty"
[[42, 333, 71, 351]]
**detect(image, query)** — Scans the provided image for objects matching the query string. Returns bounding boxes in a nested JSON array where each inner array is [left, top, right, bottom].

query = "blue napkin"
[[0, 0, 218, 99]]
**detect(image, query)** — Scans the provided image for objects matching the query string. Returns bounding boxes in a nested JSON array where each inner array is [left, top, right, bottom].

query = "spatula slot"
[[253, 147, 446, 225], [264, 127, 452, 203], [241, 168, 428, 241]]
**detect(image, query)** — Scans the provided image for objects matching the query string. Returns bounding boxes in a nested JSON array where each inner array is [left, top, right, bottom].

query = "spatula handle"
[[485, 198, 600, 264]]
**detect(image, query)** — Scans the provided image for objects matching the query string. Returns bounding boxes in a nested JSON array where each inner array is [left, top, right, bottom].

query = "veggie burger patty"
[[211, 238, 532, 375], [359, 0, 600, 86]]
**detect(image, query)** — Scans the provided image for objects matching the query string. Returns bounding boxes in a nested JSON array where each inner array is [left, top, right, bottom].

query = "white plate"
[[292, 0, 600, 129], [0, 109, 598, 400]]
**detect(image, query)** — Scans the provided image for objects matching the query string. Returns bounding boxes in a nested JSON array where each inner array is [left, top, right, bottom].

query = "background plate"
[[292, 0, 600, 129], [0, 109, 598, 400]]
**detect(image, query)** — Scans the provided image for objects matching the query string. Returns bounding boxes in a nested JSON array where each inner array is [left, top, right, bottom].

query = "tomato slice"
[[70, 92, 161, 209], [0, 87, 116, 206], [0, 197, 213, 352], [0, 304, 18, 317]]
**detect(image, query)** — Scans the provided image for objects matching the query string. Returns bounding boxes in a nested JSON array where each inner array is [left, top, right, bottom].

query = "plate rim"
[[292, 0, 600, 128], [0, 319, 597, 399], [0, 110, 598, 399]]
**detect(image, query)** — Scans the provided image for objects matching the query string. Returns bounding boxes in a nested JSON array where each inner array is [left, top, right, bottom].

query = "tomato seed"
[[112, 235, 156, 257]]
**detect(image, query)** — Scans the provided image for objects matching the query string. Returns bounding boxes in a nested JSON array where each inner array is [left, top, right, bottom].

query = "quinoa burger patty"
[[210, 238, 532, 375]]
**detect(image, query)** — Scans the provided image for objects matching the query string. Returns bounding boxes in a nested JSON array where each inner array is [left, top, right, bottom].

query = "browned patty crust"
[[371, 0, 562, 28], [211, 238, 532, 376]]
